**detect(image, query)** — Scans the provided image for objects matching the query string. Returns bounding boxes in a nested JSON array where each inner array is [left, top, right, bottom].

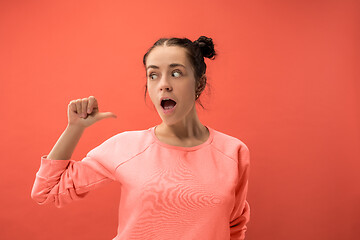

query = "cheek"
[[185, 81, 196, 95], [180, 84, 196, 102], [146, 85, 155, 102], [148, 91, 156, 103]]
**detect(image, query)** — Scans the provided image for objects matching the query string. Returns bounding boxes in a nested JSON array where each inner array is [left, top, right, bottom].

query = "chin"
[[159, 114, 178, 125]]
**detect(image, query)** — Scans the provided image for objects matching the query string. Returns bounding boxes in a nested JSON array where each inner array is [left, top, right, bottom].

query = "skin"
[[146, 45, 210, 147]]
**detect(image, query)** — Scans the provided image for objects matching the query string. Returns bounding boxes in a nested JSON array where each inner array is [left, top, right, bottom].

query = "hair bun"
[[194, 36, 216, 59]]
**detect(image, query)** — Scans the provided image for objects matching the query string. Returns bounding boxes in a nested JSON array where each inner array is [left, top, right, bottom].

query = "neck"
[[158, 104, 207, 140]]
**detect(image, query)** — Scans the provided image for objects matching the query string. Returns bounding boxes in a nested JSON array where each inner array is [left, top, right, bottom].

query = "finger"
[[87, 96, 96, 113], [76, 99, 82, 116], [68, 100, 77, 113], [81, 98, 88, 117], [97, 112, 117, 120]]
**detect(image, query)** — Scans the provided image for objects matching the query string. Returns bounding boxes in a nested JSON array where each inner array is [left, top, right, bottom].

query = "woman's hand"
[[67, 96, 117, 128]]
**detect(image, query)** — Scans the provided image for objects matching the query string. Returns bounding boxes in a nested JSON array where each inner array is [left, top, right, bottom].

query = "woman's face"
[[146, 46, 198, 125]]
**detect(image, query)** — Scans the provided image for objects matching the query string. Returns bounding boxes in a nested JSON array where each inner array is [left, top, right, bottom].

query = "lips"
[[160, 96, 177, 109], [160, 96, 177, 103]]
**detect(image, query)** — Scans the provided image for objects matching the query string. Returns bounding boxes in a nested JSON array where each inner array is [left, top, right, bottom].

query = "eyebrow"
[[146, 63, 186, 70]]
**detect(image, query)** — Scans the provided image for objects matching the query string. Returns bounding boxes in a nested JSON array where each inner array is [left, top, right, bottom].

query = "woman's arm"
[[30, 130, 117, 208], [31, 96, 117, 208], [47, 124, 85, 160], [230, 144, 251, 240]]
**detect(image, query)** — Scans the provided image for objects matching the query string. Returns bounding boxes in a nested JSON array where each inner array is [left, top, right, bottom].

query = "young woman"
[[31, 36, 251, 240]]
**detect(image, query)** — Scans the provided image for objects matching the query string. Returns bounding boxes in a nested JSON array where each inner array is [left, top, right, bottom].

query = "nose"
[[159, 74, 172, 92]]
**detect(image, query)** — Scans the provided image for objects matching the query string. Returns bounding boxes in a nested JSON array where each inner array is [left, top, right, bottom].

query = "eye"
[[172, 70, 182, 78], [149, 73, 158, 80]]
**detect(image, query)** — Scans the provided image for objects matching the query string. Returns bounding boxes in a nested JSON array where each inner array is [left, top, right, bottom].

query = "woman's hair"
[[143, 36, 217, 110]]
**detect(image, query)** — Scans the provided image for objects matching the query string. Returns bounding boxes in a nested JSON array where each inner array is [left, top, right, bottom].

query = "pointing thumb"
[[97, 112, 117, 120]]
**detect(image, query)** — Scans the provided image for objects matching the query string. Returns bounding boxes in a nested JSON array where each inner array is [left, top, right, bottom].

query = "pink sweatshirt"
[[31, 125, 250, 240]]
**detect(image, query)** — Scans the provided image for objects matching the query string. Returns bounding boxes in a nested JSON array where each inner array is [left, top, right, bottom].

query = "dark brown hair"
[[143, 36, 217, 110]]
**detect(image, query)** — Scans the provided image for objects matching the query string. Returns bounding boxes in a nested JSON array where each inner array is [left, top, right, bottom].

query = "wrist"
[[67, 123, 86, 132]]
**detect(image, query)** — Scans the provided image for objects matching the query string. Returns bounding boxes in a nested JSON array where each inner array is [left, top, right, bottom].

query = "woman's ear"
[[196, 74, 207, 94]]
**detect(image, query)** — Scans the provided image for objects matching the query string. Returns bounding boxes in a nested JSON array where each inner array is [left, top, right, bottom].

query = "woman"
[[31, 36, 251, 240]]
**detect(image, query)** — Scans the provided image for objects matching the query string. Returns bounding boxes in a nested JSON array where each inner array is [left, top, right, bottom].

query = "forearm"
[[47, 124, 85, 160]]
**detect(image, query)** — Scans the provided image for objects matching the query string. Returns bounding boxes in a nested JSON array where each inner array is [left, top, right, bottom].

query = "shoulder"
[[87, 128, 154, 164], [210, 127, 250, 165]]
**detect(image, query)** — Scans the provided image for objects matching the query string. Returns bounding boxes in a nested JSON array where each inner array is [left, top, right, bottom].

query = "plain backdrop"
[[0, 0, 359, 239]]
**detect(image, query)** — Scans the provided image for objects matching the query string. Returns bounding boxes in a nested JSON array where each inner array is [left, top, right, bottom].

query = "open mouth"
[[161, 99, 177, 110]]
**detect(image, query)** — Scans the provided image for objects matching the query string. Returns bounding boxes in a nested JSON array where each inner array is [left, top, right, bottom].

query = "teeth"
[[161, 98, 175, 109]]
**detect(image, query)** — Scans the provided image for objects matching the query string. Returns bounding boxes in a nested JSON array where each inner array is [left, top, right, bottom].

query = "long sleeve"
[[229, 144, 251, 240], [31, 139, 116, 208]]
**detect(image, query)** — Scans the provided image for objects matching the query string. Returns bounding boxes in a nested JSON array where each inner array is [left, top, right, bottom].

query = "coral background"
[[0, 0, 359, 239]]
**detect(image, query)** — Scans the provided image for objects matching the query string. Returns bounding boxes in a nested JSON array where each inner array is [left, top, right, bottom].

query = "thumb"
[[96, 112, 117, 120]]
